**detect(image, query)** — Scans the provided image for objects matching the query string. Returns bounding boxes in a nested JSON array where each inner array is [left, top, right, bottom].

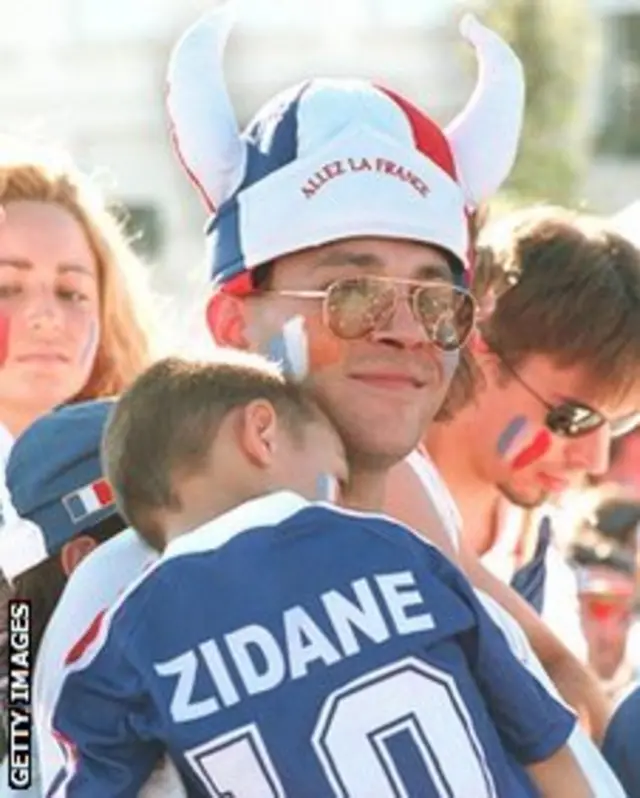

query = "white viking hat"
[[167, 3, 525, 291]]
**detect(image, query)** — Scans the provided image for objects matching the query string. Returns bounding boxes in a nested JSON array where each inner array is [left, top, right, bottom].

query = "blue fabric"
[[510, 517, 552, 615], [207, 82, 309, 283], [5, 399, 117, 558], [603, 683, 640, 798], [52, 504, 575, 797]]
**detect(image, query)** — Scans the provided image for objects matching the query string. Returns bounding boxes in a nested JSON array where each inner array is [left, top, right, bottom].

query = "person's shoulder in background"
[[603, 683, 640, 798]]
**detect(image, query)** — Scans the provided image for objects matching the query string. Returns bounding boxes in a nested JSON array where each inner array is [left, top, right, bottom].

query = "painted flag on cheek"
[[496, 415, 553, 471], [266, 315, 346, 381], [0, 314, 11, 367]]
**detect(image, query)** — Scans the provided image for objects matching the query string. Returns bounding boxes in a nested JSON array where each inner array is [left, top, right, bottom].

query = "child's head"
[[102, 353, 348, 549]]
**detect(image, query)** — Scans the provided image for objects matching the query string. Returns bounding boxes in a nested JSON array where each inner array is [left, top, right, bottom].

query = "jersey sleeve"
[[425, 547, 577, 765], [48, 608, 163, 797], [602, 685, 640, 798]]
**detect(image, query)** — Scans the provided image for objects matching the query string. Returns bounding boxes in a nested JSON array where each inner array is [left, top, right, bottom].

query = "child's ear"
[[206, 293, 251, 349], [60, 535, 99, 577], [239, 399, 279, 467]]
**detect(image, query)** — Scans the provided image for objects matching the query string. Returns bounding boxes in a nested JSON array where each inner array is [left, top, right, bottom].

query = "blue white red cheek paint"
[[442, 351, 459, 382], [266, 316, 309, 381], [265, 315, 346, 382], [80, 321, 99, 367], [0, 314, 10, 367], [496, 415, 528, 458], [315, 472, 339, 502]]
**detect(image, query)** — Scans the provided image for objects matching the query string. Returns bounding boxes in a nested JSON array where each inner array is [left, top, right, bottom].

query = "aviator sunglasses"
[[493, 347, 640, 439], [272, 275, 477, 352]]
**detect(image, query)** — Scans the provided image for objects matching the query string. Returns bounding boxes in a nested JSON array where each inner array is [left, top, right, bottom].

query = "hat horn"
[[446, 14, 525, 206], [166, 2, 247, 212]]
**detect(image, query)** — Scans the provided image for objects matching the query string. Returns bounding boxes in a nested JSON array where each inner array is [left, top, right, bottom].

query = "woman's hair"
[[0, 140, 155, 398]]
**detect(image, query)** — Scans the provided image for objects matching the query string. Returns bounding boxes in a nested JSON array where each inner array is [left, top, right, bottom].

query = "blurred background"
[[0, 0, 637, 301]]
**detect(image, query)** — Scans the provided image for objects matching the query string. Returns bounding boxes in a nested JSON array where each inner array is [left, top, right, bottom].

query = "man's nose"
[[568, 424, 612, 477], [370, 291, 430, 350]]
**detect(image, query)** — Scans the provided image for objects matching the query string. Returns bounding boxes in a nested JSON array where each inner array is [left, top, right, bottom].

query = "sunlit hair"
[[475, 205, 640, 406], [0, 139, 155, 398]]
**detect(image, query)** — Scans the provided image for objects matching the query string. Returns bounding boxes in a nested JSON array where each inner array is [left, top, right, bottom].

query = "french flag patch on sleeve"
[[63, 478, 114, 523]]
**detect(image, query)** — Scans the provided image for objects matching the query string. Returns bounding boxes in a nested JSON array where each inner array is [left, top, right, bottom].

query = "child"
[[52, 354, 591, 797], [0, 400, 129, 797]]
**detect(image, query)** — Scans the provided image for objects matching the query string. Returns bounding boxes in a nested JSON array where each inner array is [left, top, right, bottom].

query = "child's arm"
[[526, 744, 594, 797]]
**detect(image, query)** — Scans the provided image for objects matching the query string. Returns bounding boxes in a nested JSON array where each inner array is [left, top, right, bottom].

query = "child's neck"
[[163, 489, 264, 545]]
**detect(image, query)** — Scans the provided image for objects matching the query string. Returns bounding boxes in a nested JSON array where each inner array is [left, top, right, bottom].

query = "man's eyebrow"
[[313, 250, 454, 281], [313, 251, 385, 270], [414, 262, 454, 282]]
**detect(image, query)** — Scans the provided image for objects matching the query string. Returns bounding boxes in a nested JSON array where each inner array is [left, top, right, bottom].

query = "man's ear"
[[60, 535, 99, 577], [239, 399, 279, 468], [206, 292, 251, 349]]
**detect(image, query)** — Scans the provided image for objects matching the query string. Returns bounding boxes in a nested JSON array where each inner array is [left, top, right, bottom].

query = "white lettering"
[[376, 571, 435, 635], [155, 650, 220, 723], [226, 625, 285, 695], [200, 639, 240, 708], [284, 606, 341, 679], [322, 578, 390, 656]]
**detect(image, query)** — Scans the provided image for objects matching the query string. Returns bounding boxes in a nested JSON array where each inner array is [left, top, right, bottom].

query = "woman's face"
[[0, 201, 100, 417]]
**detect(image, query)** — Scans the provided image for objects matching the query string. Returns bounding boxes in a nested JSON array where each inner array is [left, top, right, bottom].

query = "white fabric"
[[476, 591, 626, 797], [405, 449, 462, 551], [232, 122, 469, 269], [482, 502, 588, 663], [34, 529, 186, 798]]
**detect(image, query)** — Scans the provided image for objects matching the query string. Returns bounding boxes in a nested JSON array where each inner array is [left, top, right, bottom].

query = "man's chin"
[[498, 481, 550, 510]]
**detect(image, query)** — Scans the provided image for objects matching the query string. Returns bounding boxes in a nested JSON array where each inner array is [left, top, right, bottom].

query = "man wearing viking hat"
[[163, 2, 618, 791], [42, 3, 622, 795]]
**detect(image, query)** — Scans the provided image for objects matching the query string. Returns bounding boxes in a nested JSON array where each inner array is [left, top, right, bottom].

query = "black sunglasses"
[[273, 275, 477, 352], [494, 349, 640, 439]]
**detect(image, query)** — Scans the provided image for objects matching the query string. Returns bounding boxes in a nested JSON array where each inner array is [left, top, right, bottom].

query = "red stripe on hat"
[[165, 83, 217, 215], [375, 85, 458, 180], [93, 478, 113, 506], [65, 609, 106, 666]]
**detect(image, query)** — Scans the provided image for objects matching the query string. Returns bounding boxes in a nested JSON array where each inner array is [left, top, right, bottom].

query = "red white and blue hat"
[[0, 399, 118, 580], [167, 3, 525, 292]]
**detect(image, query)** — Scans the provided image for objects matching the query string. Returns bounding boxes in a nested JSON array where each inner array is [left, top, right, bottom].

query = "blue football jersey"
[[603, 684, 640, 798], [51, 492, 575, 797]]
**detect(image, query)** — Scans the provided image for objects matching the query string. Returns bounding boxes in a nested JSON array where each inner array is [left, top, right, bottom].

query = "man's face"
[[245, 237, 461, 469], [578, 571, 635, 680], [470, 353, 640, 508]]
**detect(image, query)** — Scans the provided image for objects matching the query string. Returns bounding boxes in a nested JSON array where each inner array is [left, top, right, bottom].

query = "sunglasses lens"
[[325, 278, 395, 339], [546, 403, 604, 437], [414, 285, 476, 351]]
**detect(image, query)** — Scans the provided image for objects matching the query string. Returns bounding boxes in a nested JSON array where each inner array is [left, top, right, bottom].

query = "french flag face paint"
[[496, 415, 528, 458], [315, 472, 339, 502], [496, 415, 553, 471], [62, 478, 114, 524], [510, 429, 552, 471], [266, 315, 346, 381], [0, 314, 11, 367], [80, 321, 99, 367]]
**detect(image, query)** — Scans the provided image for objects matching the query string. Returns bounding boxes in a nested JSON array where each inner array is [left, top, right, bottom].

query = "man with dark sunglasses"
[[426, 205, 640, 713]]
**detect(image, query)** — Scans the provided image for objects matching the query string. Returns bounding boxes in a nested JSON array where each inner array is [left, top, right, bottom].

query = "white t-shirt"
[[35, 529, 187, 798], [406, 450, 626, 797], [482, 501, 588, 663]]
